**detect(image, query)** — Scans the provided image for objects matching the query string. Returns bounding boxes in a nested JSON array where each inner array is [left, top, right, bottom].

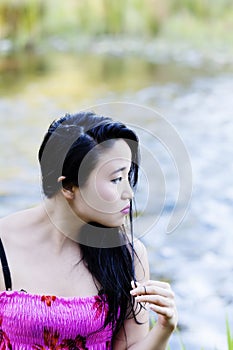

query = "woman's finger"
[[144, 280, 171, 290], [130, 282, 175, 299], [135, 294, 175, 308], [149, 304, 175, 319]]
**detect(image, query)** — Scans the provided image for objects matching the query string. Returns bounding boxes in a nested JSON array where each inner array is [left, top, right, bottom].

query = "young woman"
[[0, 112, 177, 349]]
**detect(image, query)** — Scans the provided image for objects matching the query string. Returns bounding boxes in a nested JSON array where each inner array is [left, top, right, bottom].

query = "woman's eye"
[[111, 177, 122, 184]]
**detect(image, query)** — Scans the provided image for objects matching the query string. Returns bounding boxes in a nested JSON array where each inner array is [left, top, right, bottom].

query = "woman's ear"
[[57, 176, 66, 183], [57, 176, 75, 200], [61, 186, 75, 200]]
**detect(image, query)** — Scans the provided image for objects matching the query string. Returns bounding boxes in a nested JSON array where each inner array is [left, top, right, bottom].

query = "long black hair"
[[38, 111, 143, 344]]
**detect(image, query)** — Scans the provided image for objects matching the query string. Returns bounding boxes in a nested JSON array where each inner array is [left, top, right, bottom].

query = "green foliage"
[[171, 0, 233, 17], [226, 317, 233, 350], [102, 0, 125, 34], [0, 0, 44, 49], [0, 0, 232, 50]]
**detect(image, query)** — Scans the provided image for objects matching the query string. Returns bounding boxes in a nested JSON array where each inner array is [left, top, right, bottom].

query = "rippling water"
[[139, 73, 233, 349], [0, 43, 233, 349]]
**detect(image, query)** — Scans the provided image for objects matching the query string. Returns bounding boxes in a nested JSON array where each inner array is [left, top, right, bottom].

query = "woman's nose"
[[121, 180, 134, 200]]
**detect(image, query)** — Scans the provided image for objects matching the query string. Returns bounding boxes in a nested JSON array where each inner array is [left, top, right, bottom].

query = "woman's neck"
[[41, 193, 85, 249]]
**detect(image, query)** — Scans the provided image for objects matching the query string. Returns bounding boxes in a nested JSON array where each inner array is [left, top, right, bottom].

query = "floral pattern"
[[33, 328, 88, 350], [0, 317, 12, 350], [41, 295, 57, 307], [33, 327, 60, 349], [93, 296, 108, 320], [0, 293, 111, 349], [60, 335, 88, 350]]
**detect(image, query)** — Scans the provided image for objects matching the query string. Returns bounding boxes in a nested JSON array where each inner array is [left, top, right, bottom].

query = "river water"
[[0, 38, 233, 349]]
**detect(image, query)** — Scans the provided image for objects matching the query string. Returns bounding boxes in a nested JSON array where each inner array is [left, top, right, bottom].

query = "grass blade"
[[226, 317, 233, 350]]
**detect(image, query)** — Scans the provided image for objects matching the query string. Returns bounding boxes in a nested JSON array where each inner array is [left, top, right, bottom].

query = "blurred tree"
[[0, 0, 45, 50]]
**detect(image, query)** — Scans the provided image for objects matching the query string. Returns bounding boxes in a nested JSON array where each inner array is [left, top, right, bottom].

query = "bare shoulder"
[[0, 207, 39, 241], [133, 239, 150, 283], [0, 206, 42, 292], [133, 238, 148, 259], [0, 212, 23, 291], [0, 210, 24, 235], [0, 211, 21, 240]]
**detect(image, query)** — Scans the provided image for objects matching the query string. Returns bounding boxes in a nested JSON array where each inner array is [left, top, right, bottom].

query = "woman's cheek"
[[97, 182, 119, 204]]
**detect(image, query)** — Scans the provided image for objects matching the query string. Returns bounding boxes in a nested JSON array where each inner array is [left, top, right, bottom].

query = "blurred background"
[[0, 1, 233, 349]]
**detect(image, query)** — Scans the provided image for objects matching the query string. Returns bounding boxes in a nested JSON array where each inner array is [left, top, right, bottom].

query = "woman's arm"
[[113, 240, 178, 350]]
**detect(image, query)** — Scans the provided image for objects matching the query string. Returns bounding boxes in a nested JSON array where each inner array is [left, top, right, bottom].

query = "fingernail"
[[131, 280, 137, 288]]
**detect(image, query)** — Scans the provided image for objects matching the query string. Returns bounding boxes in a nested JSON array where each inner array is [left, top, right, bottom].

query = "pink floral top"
[[0, 290, 112, 350]]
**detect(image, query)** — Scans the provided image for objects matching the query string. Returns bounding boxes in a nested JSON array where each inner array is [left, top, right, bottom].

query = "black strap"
[[0, 238, 12, 291]]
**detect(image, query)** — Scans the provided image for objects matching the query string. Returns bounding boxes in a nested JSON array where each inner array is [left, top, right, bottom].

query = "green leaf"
[[226, 316, 233, 350]]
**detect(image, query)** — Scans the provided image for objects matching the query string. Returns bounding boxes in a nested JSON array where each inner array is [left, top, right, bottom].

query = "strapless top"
[[0, 290, 112, 350]]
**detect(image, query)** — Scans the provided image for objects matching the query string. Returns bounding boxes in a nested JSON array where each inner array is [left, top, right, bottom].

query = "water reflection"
[[0, 52, 49, 95], [1, 50, 228, 98]]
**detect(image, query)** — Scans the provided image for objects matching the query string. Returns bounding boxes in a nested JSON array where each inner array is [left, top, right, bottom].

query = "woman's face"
[[72, 139, 134, 227]]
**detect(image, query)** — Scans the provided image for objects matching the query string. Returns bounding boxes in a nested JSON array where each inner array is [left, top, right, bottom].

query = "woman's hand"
[[130, 280, 178, 332]]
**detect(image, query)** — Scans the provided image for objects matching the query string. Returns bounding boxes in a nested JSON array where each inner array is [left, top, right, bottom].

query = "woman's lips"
[[121, 205, 130, 215]]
